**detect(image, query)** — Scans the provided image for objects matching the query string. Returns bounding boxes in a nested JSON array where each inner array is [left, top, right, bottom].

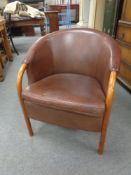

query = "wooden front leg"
[[98, 71, 117, 154], [16, 64, 33, 136]]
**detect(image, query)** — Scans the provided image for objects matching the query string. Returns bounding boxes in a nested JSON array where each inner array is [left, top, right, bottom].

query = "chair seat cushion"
[[22, 73, 105, 117]]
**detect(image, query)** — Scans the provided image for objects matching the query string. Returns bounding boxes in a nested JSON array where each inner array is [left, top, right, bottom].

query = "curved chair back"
[[24, 28, 120, 94]]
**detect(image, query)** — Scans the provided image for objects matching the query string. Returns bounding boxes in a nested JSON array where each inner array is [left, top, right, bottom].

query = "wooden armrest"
[[16, 63, 33, 136], [16, 64, 27, 98], [16, 63, 27, 119]]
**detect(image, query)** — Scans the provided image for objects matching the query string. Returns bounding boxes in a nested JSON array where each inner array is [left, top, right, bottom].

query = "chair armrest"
[[98, 71, 117, 154], [16, 63, 33, 136], [16, 63, 27, 104]]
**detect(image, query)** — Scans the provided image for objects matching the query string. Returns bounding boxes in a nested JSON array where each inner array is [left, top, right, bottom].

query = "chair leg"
[[21, 100, 33, 136], [98, 102, 112, 154], [98, 71, 117, 155], [98, 123, 108, 155], [16, 64, 33, 136], [25, 118, 33, 136], [9, 35, 19, 55]]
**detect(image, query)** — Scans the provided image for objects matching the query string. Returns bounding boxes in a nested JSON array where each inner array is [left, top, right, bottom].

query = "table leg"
[[2, 25, 13, 61]]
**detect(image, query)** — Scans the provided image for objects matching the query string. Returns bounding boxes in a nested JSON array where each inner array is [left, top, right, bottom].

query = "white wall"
[[0, 0, 7, 7], [94, 0, 105, 30], [88, 0, 105, 30], [78, 0, 90, 26]]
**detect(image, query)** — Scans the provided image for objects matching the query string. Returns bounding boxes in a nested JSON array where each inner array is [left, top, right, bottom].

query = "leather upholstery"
[[24, 101, 103, 132], [22, 28, 120, 132], [23, 73, 105, 117], [23, 28, 120, 94]]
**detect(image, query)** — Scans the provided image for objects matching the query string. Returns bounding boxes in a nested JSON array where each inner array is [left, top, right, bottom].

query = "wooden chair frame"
[[16, 64, 33, 136], [16, 63, 117, 154]]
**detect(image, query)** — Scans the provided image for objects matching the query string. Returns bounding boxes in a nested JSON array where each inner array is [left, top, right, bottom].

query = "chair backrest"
[[24, 28, 120, 94]]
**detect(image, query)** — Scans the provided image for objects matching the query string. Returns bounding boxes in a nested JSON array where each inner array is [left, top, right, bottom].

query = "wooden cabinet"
[[121, 0, 131, 21], [49, 4, 79, 23], [116, 0, 131, 91]]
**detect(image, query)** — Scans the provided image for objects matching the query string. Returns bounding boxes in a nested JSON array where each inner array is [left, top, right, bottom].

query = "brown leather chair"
[[16, 28, 120, 154]]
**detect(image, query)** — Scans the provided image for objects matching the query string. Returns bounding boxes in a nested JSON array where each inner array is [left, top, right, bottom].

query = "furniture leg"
[[98, 71, 117, 154], [0, 55, 4, 81], [16, 64, 33, 136], [40, 22, 45, 36], [2, 25, 13, 61], [20, 96, 33, 136], [45, 11, 59, 33], [9, 34, 19, 55]]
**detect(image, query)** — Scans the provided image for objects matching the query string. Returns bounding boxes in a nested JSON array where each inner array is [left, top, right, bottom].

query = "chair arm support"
[[16, 63, 33, 136], [105, 71, 117, 114], [98, 71, 117, 154], [16, 64, 27, 101]]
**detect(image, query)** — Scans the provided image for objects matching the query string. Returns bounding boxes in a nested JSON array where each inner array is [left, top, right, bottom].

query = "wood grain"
[[98, 71, 117, 155], [16, 64, 33, 136]]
